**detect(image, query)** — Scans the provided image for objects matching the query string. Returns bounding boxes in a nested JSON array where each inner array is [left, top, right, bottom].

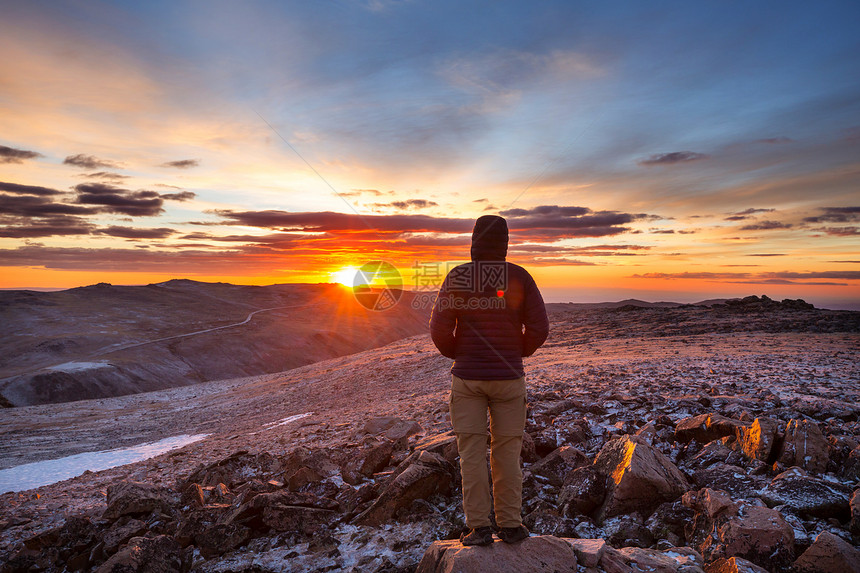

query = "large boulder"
[[103, 481, 176, 520], [353, 451, 452, 526], [362, 416, 423, 441], [792, 530, 860, 573], [183, 450, 282, 488], [760, 468, 851, 518], [416, 536, 578, 573], [226, 490, 338, 535], [691, 463, 768, 499], [735, 417, 780, 463], [675, 414, 748, 444], [593, 435, 691, 522], [778, 419, 829, 474]]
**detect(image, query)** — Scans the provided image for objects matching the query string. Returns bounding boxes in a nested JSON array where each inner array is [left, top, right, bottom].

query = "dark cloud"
[[63, 154, 122, 169], [0, 216, 94, 238], [747, 253, 786, 257], [212, 209, 473, 233], [0, 145, 43, 164], [632, 270, 860, 285], [161, 159, 200, 169], [500, 205, 590, 217], [74, 183, 164, 217], [650, 229, 675, 234], [499, 205, 658, 238], [0, 181, 63, 196], [94, 226, 176, 239], [473, 198, 489, 203], [725, 207, 775, 221], [372, 199, 438, 210], [0, 194, 100, 217], [740, 220, 793, 231], [81, 171, 130, 182], [638, 151, 709, 166], [160, 190, 196, 202], [802, 206, 860, 223], [813, 226, 860, 236]]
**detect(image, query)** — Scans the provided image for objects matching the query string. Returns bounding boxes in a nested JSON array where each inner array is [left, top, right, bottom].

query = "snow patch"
[[249, 412, 313, 435], [45, 360, 113, 373], [0, 433, 210, 493]]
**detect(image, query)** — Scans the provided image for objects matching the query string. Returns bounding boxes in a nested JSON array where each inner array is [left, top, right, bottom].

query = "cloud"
[[740, 220, 793, 231], [94, 226, 175, 239], [802, 206, 860, 223], [747, 253, 786, 257], [211, 209, 473, 233], [755, 137, 793, 144], [161, 159, 200, 169], [159, 190, 196, 202], [372, 199, 438, 210], [497, 205, 657, 238], [63, 154, 122, 169], [638, 151, 709, 166], [0, 181, 63, 196], [73, 183, 164, 217], [632, 270, 860, 286], [81, 171, 130, 181], [813, 226, 860, 236], [0, 216, 94, 238], [340, 189, 393, 198], [0, 145, 43, 164], [724, 208, 775, 221], [0, 193, 99, 217]]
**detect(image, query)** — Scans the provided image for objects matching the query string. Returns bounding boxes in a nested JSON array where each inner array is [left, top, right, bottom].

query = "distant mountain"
[[0, 280, 429, 407]]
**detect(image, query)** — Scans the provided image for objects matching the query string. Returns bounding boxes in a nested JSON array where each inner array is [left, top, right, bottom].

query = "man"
[[430, 215, 549, 546]]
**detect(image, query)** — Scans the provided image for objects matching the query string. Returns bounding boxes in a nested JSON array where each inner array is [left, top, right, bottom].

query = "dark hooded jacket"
[[430, 215, 549, 380]]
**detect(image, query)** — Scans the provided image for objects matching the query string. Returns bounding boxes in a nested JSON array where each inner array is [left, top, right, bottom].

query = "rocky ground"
[[1, 296, 859, 572]]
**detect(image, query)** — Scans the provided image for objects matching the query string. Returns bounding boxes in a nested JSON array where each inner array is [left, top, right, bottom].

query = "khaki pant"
[[449, 375, 527, 529]]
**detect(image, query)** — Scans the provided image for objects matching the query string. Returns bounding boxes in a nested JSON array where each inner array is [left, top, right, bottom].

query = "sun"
[[330, 266, 358, 287]]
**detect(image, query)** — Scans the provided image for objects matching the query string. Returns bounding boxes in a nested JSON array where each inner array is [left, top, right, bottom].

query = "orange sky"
[[1, 2, 858, 309]]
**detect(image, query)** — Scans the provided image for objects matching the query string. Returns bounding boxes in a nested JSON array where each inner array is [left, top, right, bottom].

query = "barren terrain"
[[0, 296, 858, 572]]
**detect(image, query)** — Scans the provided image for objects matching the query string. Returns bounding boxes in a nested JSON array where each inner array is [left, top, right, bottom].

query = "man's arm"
[[430, 280, 457, 359], [522, 275, 549, 357]]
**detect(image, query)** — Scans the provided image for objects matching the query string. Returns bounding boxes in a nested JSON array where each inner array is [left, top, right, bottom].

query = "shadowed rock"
[[675, 413, 748, 444], [103, 481, 176, 520], [558, 465, 606, 517], [778, 419, 829, 473], [94, 535, 183, 573], [529, 445, 589, 486], [594, 435, 690, 522], [704, 556, 769, 573], [850, 490, 860, 537], [761, 468, 851, 519], [353, 450, 452, 526], [792, 530, 860, 573]]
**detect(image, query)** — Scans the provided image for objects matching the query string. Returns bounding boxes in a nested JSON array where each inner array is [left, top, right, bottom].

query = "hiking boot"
[[460, 526, 495, 546], [498, 525, 529, 543]]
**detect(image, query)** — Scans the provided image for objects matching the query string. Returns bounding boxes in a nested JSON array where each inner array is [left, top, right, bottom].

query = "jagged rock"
[[604, 515, 655, 548], [413, 431, 459, 466], [700, 504, 795, 570], [691, 463, 768, 499], [415, 536, 578, 573], [682, 488, 738, 523], [286, 466, 324, 490], [558, 465, 606, 517], [102, 518, 147, 554], [358, 439, 395, 476], [593, 435, 690, 522], [175, 504, 247, 557], [645, 500, 696, 548], [760, 468, 851, 518], [184, 450, 282, 488], [529, 445, 589, 486], [792, 530, 860, 573], [675, 413, 748, 444], [523, 507, 578, 538], [850, 489, 859, 537], [179, 483, 205, 509], [9, 516, 100, 571], [522, 431, 539, 463], [226, 490, 338, 534], [687, 438, 743, 470], [103, 481, 176, 520], [567, 538, 605, 568], [362, 416, 422, 441], [95, 535, 183, 573], [778, 419, 829, 474], [281, 446, 339, 481], [602, 544, 704, 573], [704, 556, 769, 573], [353, 450, 452, 526], [735, 417, 780, 463], [843, 446, 860, 481]]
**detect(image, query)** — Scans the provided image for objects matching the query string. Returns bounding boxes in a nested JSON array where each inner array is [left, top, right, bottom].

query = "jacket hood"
[[470, 215, 508, 261]]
